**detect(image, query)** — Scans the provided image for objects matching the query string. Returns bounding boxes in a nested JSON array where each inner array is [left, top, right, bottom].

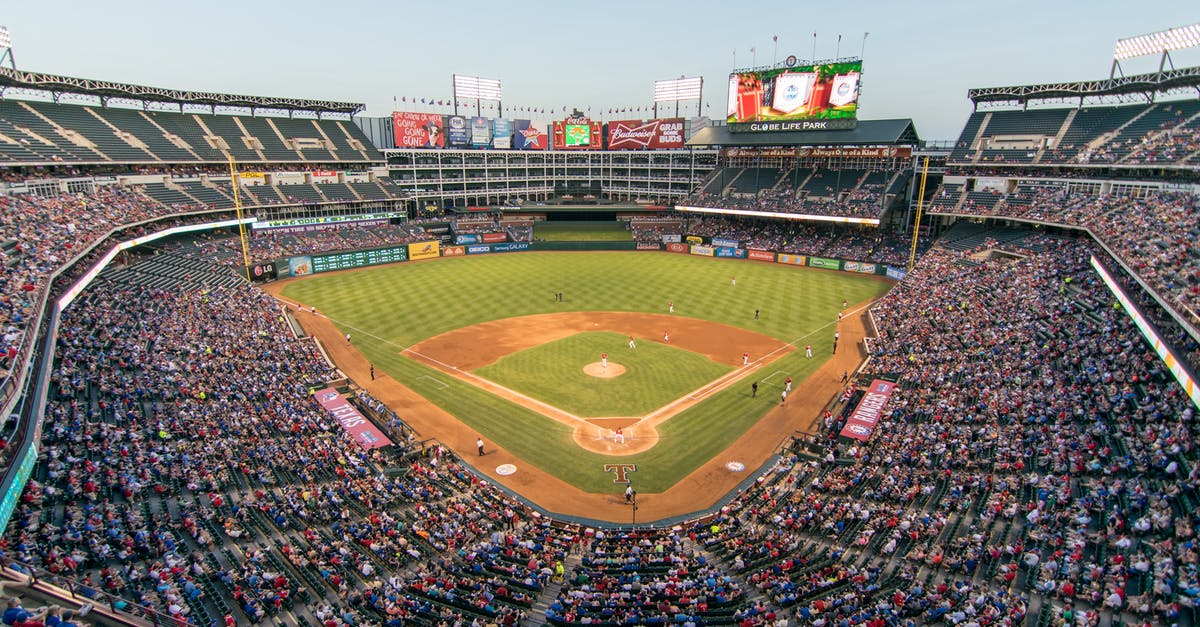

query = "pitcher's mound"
[[583, 362, 626, 378]]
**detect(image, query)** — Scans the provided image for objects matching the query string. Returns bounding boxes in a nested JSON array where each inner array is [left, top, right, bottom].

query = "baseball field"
[[275, 250, 892, 521]]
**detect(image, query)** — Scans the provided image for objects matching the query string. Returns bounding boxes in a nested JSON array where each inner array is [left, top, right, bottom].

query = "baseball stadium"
[[0, 6, 1198, 627]]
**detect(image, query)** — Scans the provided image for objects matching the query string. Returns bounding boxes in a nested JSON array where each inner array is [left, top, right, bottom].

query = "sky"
[[1, 0, 1198, 141]]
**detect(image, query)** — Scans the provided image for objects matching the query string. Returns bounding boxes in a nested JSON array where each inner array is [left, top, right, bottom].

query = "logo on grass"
[[604, 463, 636, 484]]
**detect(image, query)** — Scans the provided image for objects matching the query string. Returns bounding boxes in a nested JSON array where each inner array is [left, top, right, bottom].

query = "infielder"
[[601, 352, 608, 369], [742, 352, 749, 366], [628, 336, 636, 349]]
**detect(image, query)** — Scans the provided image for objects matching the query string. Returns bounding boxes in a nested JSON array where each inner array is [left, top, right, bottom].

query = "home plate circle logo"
[[726, 461, 746, 472], [496, 464, 517, 476]]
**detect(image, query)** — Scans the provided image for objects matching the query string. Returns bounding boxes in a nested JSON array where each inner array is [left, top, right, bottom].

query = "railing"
[[4, 561, 181, 626]]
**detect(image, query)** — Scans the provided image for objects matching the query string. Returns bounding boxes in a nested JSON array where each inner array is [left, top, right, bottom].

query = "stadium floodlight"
[[453, 75, 503, 101], [0, 26, 10, 49], [1114, 23, 1200, 60], [653, 76, 703, 103]]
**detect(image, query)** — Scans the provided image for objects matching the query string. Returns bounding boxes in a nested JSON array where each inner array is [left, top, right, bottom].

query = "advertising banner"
[[288, 256, 314, 276], [311, 170, 337, 178], [690, 245, 715, 257], [393, 111, 445, 148], [839, 380, 897, 442], [246, 263, 277, 282], [314, 388, 394, 450], [715, 247, 746, 258], [721, 146, 908, 159], [666, 242, 687, 253], [443, 245, 466, 257], [492, 118, 512, 149], [492, 242, 530, 252], [455, 234, 481, 245], [408, 240, 441, 260], [471, 116, 492, 146], [844, 261, 877, 273], [748, 249, 776, 262], [606, 118, 685, 149], [685, 235, 704, 245], [553, 117, 603, 149], [808, 257, 842, 270], [777, 253, 807, 266], [512, 119, 548, 150], [886, 266, 907, 280], [482, 232, 507, 243], [636, 242, 662, 250], [712, 237, 739, 248], [661, 234, 682, 244], [446, 115, 470, 147], [467, 245, 491, 255]]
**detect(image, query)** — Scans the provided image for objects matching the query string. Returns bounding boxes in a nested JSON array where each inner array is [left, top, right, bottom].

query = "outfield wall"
[[268, 239, 907, 279]]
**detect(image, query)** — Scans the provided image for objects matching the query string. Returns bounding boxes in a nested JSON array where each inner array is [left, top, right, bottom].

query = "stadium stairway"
[[528, 553, 581, 625]]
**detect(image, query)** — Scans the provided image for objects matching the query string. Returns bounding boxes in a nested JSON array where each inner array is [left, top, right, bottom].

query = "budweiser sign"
[[607, 118, 685, 150]]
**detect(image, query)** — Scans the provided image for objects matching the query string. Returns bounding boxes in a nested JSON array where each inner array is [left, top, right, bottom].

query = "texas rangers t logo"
[[604, 463, 637, 484]]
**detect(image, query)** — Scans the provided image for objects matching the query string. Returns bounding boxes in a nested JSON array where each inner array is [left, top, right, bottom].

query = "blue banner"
[[447, 115, 470, 147], [455, 233, 481, 244], [492, 118, 512, 149], [492, 242, 530, 253], [715, 247, 747, 258], [471, 116, 492, 146], [467, 244, 491, 255], [886, 265, 908, 280]]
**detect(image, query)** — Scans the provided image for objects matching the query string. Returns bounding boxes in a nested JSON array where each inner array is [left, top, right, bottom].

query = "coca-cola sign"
[[607, 118, 685, 150]]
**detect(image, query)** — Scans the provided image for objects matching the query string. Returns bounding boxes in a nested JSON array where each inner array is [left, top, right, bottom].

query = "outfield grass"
[[475, 331, 732, 416], [281, 251, 892, 494], [534, 221, 632, 241]]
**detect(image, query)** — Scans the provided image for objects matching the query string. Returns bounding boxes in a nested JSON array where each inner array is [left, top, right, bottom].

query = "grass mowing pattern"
[[475, 331, 732, 417], [282, 252, 892, 494], [534, 221, 632, 241]]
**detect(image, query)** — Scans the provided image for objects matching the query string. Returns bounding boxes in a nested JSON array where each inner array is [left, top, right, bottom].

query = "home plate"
[[496, 464, 517, 476]]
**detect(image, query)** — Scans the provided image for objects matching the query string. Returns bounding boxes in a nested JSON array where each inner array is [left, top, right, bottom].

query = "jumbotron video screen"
[[727, 60, 862, 125]]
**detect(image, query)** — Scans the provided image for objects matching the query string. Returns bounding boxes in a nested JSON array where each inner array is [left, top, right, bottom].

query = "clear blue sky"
[[2, 0, 1197, 140]]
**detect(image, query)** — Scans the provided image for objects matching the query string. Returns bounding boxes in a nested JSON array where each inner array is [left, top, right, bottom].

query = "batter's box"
[[418, 375, 449, 390]]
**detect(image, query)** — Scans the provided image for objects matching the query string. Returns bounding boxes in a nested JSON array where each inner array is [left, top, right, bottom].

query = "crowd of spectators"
[[930, 186, 1200, 335]]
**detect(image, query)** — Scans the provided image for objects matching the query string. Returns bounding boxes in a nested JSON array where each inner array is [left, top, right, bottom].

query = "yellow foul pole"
[[908, 156, 930, 273], [227, 155, 252, 282]]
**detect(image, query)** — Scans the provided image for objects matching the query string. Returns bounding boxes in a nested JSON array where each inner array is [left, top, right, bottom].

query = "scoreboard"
[[310, 246, 409, 273]]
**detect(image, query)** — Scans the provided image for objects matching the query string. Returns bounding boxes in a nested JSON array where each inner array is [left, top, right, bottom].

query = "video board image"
[[727, 60, 861, 124]]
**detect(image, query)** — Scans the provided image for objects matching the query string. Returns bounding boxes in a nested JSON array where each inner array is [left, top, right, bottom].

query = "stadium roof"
[[967, 65, 1200, 108], [686, 119, 920, 147], [0, 66, 365, 114]]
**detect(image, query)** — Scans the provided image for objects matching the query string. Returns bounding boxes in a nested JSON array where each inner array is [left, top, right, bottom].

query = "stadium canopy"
[[967, 65, 1200, 108], [686, 118, 919, 147], [0, 66, 365, 115]]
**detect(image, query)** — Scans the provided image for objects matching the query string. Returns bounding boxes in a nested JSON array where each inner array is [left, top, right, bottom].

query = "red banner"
[[607, 118, 685, 150], [482, 232, 507, 243], [666, 242, 687, 253], [393, 112, 445, 148], [467, 206, 490, 212], [314, 388, 394, 449], [838, 380, 897, 442], [748, 249, 775, 262], [443, 246, 466, 257], [311, 170, 337, 177]]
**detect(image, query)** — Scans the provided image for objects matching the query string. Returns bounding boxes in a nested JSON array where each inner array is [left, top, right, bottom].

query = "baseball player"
[[628, 336, 636, 349], [663, 330, 670, 343], [614, 427, 625, 444], [742, 352, 749, 366], [601, 352, 608, 369], [668, 301, 674, 314], [805, 344, 813, 358], [785, 376, 792, 392], [731, 275, 736, 286]]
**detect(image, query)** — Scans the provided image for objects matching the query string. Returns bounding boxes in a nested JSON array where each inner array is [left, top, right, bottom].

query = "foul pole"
[[908, 157, 929, 273], [227, 155, 252, 281]]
